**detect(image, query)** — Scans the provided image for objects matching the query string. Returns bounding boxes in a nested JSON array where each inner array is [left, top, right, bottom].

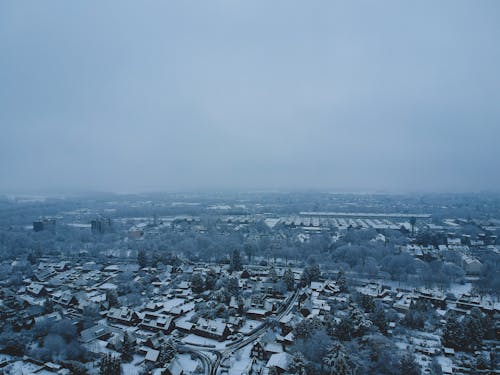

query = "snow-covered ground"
[[448, 282, 472, 297], [163, 297, 185, 310], [182, 334, 227, 349], [176, 354, 200, 373], [239, 319, 263, 334], [122, 355, 145, 375], [2, 360, 43, 374], [225, 345, 254, 374]]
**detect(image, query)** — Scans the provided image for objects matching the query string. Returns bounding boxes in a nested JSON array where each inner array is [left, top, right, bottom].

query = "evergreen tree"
[[335, 318, 353, 341], [332, 351, 351, 375], [289, 352, 307, 375], [120, 332, 133, 363], [43, 297, 54, 314], [429, 358, 443, 375], [372, 305, 388, 334], [244, 243, 254, 262], [67, 361, 88, 375], [137, 250, 147, 269], [269, 266, 278, 282], [229, 249, 242, 272], [410, 217, 416, 236], [324, 347, 337, 372], [294, 317, 324, 339], [403, 301, 425, 329], [137, 250, 148, 268], [359, 294, 375, 313], [348, 307, 370, 337], [442, 314, 464, 350], [300, 263, 320, 286], [399, 352, 420, 375], [106, 289, 120, 308], [283, 268, 295, 291], [300, 270, 309, 287], [227, 276, 240, 296], [475, 355, 489, 371], [204, 268, 218, 290], [337, 270, 347, 292], [463, 307, 484, 351], [324, 344, 352, 375], [151, 252, 162, 268], [100, 354, 121, 375], [490, 350, 498, 371], [27, 251, 39, 265], [158, 339, 177, 366], [191, 273, 204, 293]]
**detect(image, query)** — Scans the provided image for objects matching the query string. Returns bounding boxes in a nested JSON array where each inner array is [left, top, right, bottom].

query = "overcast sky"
[[1, 1, 499, 194]]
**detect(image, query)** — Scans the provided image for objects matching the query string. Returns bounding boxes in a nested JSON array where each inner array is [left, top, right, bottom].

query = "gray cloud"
[[1, 0, 499, 193]]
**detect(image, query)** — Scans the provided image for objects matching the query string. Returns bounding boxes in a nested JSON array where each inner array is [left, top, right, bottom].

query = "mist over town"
[[1, 1, 499, 375]]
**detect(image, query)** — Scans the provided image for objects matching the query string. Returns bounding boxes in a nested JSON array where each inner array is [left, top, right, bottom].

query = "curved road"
[[178, 346, 213, 374], [179, 288, 300, 374], [205, 288, 301, 375]]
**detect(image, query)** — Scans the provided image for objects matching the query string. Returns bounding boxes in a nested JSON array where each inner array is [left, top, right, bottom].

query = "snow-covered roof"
[[266, 352, 292, 370]]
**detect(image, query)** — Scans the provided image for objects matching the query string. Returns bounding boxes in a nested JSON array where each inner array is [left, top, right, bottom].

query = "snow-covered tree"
[[158, 339, 177, 367], [120, 332, 133, 363], [283, 268, 295, 291], [399, 352, 420, 375], [289, 351, 307, 375], [191, 272, 204, 293], [99, 354, 121, 375]]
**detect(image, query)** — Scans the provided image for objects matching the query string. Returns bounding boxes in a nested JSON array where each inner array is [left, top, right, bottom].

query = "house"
[[393, 293, 413, 312], [144, 333, 169, 350], [455, 294, 482, 311], [177, 281, 191, 290], [52, 291, 78, 307], [33, 268, 57, 282], [107, 307, 141, 326], [227, 316, 244, 331], [82, 262, 100, 272], [26, 283, 47, 297], [356, 283, 390, 299], [240, 269, 251, 279], [462, 256, 482, 275], [279, 313, 300, 335], [138, 346, 160, 363], [443, 347, 455, 357], [165, 359, 184, 375], [80, 324, 112, 343], [260, 282, 284, 297], [266, 352, 292, 374], [140, 312, 174, 334], [54, 261, 70, 272], [264, 342, 284, 358], [175, 320, 194, 334], [246, 308, 270, 320], [310, 281, 324, 292], [33, 312, 62, 326], [250, 341, 267, 360], [323, 280, 340, 295], [276, 332, 294, 346], [193, 318, 230, 341], [103, 265, 121, 273]]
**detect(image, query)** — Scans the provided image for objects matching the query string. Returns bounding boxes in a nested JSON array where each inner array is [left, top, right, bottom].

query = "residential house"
[[107, 307, 141, 326], [266, 352, 292, 374], [193, 318, 230, 342], [140, 312, 174, 334]]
